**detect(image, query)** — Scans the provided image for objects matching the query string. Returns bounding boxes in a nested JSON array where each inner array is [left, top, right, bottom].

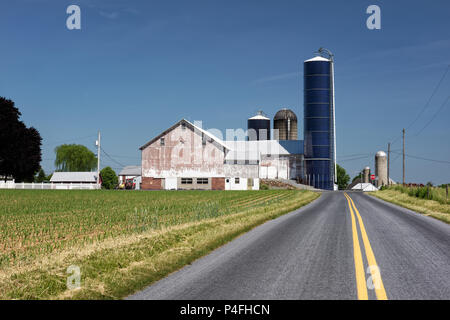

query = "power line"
[[390, 65, 450, 146], [339, 155, 371, 162], [391, 151, 450, 164], [337, 153, 372, 158], [414, 95, 450, 136], [100, 146, 126, 168], [405, 65, 449, 131], [107, 154, 140, 160]]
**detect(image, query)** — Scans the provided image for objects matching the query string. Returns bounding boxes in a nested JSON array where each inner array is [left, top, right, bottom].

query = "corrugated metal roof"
[[50, 172, 98, 183], [119, 166, 141, 176], [224, 140, 303, 161]]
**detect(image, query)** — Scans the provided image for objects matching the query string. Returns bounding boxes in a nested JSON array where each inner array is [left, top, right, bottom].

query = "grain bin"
[[248, 110, 270, 140], [273, 108, 298, 140]]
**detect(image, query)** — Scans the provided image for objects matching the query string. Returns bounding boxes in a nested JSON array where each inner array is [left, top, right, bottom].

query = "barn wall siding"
[[211, 178, 225, 190], [142, 124, 225, 178], [141, 177, 162, 190]]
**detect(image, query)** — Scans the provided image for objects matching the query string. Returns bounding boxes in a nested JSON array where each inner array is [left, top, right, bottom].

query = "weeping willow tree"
[[54, 144, 97, 172]]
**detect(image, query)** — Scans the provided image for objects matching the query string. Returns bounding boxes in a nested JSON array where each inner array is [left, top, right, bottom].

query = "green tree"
[[35, 168, 47, 183], [100, 166, 118, 190], [0, 97, 42, 182], [336, 164, 350, 190], [54, 144, 97, 172], [352, 170, 364, 183]]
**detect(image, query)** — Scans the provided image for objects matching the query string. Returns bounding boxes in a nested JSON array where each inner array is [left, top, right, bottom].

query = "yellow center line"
[[344, 192, 368, 300], [346, 193, 388, 300]]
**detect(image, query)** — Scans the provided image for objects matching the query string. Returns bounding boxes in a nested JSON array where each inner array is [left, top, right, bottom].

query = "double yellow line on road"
[[344, 192, 388, 300]]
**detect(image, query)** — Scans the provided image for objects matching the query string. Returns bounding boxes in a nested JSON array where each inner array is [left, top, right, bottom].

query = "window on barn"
[[197, 178, 209, 184], [160, 137, 165, 146], [235, 178, 240, 184], [181, 122, 186, 130], [202, 133, 206, 146], [181, 178, 193, 184]]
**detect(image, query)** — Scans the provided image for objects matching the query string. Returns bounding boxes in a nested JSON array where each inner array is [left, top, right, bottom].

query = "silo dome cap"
[[304, 56, 330, 63], [376, 151, 387, 157], [364, 166, 370, 170], [274, 108, 297, 121]]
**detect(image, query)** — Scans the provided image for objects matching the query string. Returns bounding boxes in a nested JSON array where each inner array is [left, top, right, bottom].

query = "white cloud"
[[99, 11, 119, 19], [252, 72, 299, 84]]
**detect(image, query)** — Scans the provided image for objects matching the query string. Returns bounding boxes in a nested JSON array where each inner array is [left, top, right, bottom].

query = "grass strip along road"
[[344, 192, 387, 300]]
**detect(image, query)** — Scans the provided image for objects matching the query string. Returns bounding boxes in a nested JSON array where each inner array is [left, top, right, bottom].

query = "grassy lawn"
[[370, 186, 450, 224], [0, 189, 319, 299]]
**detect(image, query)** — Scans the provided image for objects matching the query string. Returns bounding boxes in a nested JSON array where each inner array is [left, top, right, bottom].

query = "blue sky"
[[1, 0, 449, 184]]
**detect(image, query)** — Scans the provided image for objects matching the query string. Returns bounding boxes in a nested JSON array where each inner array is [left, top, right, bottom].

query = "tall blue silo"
[[303, 53, 336, 190]]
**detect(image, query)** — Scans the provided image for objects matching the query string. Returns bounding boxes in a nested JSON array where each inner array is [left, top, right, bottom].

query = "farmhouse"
[[139, 119, 304, 190]]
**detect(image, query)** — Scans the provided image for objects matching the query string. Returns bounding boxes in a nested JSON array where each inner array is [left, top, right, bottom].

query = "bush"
[[100, 166, 118, 190], [260, 183, 269, 190], [386, 184, 448, 204]]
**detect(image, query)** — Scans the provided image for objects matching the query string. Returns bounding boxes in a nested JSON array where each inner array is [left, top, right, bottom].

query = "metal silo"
[[248, 110, 270, 140], [375, 151, 387, 187], [303, 48, 336, 190], [273, 108, 298, 140]]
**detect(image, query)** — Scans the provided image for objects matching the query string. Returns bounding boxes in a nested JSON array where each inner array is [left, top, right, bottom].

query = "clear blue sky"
[[1, 0, 449, 184]]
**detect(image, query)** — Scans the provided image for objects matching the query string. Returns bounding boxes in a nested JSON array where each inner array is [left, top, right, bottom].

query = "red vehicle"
[[125, 178, 136, 190]]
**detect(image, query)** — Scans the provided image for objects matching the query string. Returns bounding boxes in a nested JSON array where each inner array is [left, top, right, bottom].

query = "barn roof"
[[119, 166, 141, 176], [139, 119, 230, 151], [50, 172, 98, 183], [224, 140, 303, 161]]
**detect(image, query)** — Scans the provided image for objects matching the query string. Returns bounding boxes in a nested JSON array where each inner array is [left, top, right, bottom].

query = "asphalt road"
[[128, 191, 450, 300]]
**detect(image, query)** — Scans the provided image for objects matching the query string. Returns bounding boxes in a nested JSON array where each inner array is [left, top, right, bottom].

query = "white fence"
[[0, 181, 100, 190]]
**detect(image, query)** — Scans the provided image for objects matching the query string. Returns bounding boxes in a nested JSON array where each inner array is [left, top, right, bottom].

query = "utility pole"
[[387, 142, 390, 186], [96, 131, 101, 187], [402, 128, 405, 186]]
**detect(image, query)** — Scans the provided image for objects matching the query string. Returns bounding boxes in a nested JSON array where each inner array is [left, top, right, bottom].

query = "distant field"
[[371, 187, 450, 224], [0, 189, 319, 299]]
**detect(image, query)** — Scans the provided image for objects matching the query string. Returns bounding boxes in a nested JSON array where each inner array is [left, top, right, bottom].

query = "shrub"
[[100, 166, 118, 190], [260, 183, 269, 190]]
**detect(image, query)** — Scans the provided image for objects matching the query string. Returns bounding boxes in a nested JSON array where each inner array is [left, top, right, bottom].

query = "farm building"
[[50, 172, 98, 184], [139, 118, 304, 190], [138, 51, 340, 191], [118, 166, 142, 190]]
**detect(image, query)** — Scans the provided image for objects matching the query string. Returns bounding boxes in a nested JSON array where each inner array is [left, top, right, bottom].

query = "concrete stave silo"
[[363, 166, 370, 183], [273, 108, 298, 140], [375, 151, 388, 187], [303, 53, 336, 190], [248, 110, 270, 141]]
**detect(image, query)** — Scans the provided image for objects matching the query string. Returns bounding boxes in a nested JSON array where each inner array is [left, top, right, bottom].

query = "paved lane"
[[351, 192, 450, 299], [128, 191, 450, 300]]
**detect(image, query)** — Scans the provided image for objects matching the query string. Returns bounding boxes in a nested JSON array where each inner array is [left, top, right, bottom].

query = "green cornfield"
[[0, 189, 302, 269]]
